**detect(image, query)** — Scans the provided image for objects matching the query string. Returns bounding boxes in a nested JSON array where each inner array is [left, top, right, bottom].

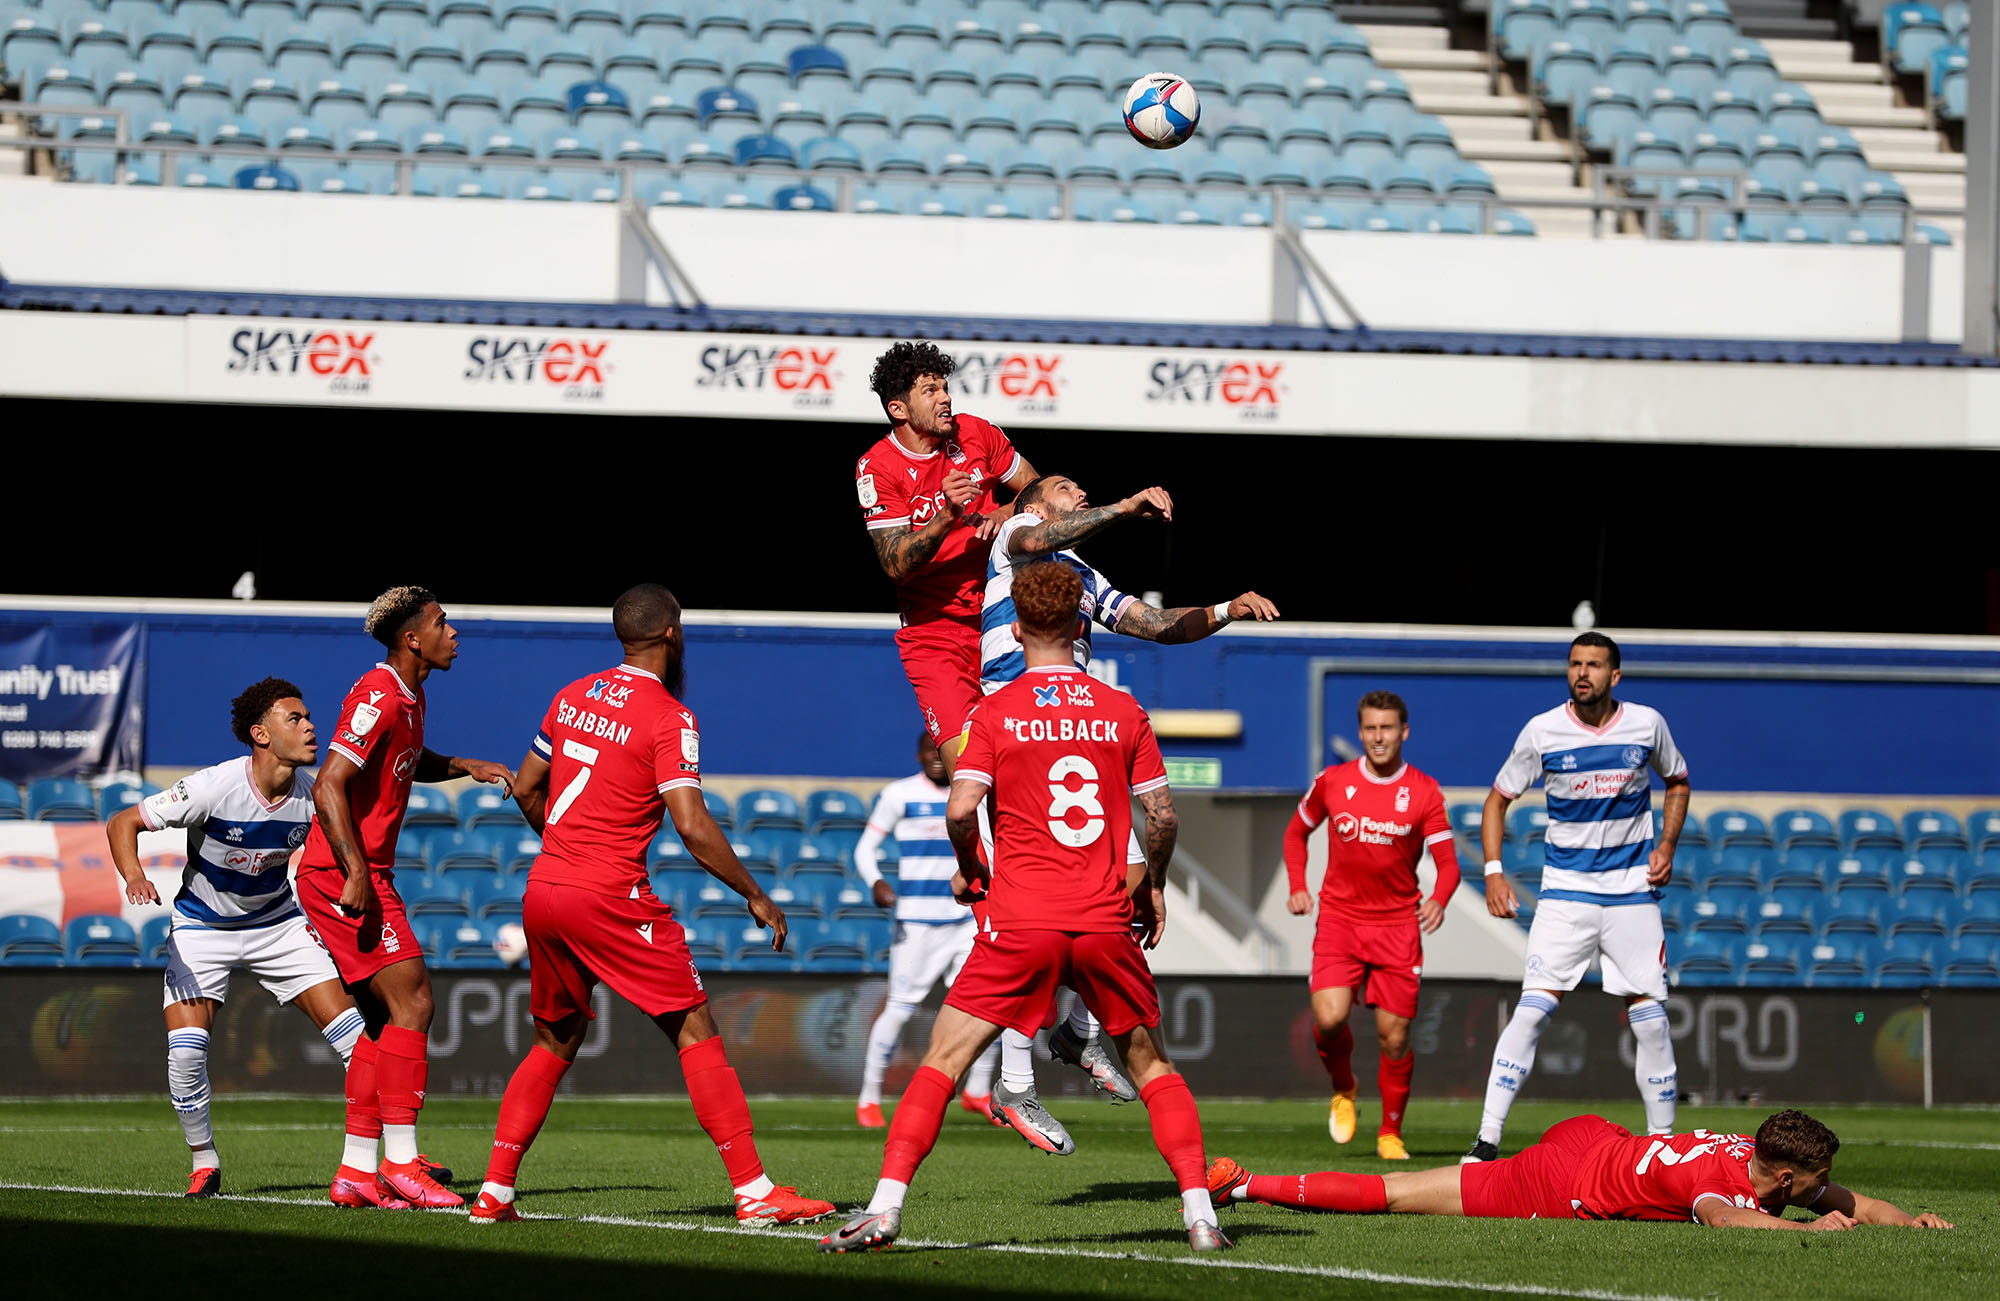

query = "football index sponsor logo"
[[952, 351, 1063, 416], [697, 343, 839, 409], [1145, 357, 1284, 420], [228, 328, 377, 394], [465, 336, 609, 399]]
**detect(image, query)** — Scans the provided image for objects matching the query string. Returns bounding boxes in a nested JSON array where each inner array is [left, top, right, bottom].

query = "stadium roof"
[[3, 279, 1992, 368]]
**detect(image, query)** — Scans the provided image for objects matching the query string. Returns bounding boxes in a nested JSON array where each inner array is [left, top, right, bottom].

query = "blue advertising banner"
[[0, 622, 147, 782]]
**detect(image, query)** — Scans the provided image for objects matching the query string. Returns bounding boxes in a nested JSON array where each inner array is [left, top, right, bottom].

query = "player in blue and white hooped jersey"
[[975, 474, 1279, 1151], [1465, 633, 1691, 1164], [106, 678, 374, 1202], [853, 733, 1001, 1128]]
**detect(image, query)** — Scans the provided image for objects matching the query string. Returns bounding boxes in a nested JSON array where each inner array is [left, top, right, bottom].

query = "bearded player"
[[470, 584, 833, 1227], [977, 472, 1276, 1154], [857, 341, 1042, 772], [820, 563, 1231, 1254], [1283, 690, 1460, 1160], [1209, 1108, 1954, 1231], [105, 678, 372, 1200], [294, 587, 517, 1209]]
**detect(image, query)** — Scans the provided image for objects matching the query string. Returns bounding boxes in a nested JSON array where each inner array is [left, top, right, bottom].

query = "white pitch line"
[[0, 1181, 1703, 1301]]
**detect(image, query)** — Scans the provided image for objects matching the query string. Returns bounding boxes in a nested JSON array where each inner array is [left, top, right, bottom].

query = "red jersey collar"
[[374, 661, 418, 703], [1358, 760, 1408, 785], [616, 663, 661, 683]]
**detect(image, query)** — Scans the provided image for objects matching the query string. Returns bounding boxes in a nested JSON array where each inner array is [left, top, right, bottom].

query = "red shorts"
[[1460, 1115, 1630, 1220], [896, 617, 982, 746], [294, 866, 421, 985], [945, 928, 1160, 1037], [1309, 913, 1423, 1019], [525, 878, 708, 1024]]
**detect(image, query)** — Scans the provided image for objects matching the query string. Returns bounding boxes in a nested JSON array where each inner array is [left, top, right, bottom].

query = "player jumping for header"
[[470, 584, 833, 1227], [976, 472, 1276, 1155], [1209, 1108, 1953, 1230], [1466, 632, 1690, 1163], [820, 563, 1230, 1254], [106, 678, 376, 1201], [1284, 690, 1460, 1161], [294, 587, 517, 1209]]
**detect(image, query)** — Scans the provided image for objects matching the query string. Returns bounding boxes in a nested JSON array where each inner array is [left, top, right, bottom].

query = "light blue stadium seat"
[[1576, 83, 1641, 150], [1717, 40, 1778, 102], [273, 114, 336, 152], [338, 120, 399, 153], [561, 0, 622, 42], [334, 28, 400, 91], [305, 0, 367, 24], [25, 777, 93, 821], [1602, 42, 1661, 103], [797, 133, 860, 171], [956, 103, 1018, 152], [28, 62, 99, 117], [1886, 2, 1949, 75], [1933, 45, 1968, 122], [637, 87, 697, 130], [200, 22, 267, 83], [1495, 0, 1559, 61], [65, 913, 141, 964], [467, 30, 532, 92], [505, 79, 570, 132], [1350, 203, 1414, 234], [207, 114, 268, 150], [3, 12, 63, 73], [600, 125, 664, 162], [674, 131, 732, 167], [499, 0, 558, 41]]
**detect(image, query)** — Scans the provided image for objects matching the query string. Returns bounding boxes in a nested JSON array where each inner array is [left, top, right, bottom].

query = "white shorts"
[[163, 912, 342, 1009], [1521, 897, 1667, 1001], [886, 919, 978, 1006]]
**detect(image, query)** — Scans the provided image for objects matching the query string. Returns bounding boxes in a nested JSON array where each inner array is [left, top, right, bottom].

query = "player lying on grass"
[[1209, 1109, 1954, 1230], [107, 678, 374, 1200], [820, 562, 1230, 1254]]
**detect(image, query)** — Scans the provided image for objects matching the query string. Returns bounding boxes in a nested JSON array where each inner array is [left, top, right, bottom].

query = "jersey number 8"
[[1047, 755, 1105, 848]]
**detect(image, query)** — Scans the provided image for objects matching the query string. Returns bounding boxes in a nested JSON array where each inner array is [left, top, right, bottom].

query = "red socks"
[[1138, 1072, 1206, 1193], [485, 1046, 571, 1188], [1314, 1022, 1357, 1093], [881, 1065, 953, 1184], [1245, 1170, 1388, 1214], [344, 1033, 382, 1138], [681, 1036, 765, 1187], [1379, 1051, 1414, 1138], [375, 1024, 428, 1127]]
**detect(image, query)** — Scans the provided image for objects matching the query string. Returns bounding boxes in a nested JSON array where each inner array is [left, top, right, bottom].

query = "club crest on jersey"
[[1396, 786, 1410, 812], [1623, 745, 1646, 768], [1033, 685, 1061, 707], [586, 679, 608, 700], [351, 702, 381, 736], [945, 440, 964, 463], [857, 474, 877, 508], [288, 824, 309, 848], [1332, 812, 1359, 841], [1064, 682, 1095, 708]]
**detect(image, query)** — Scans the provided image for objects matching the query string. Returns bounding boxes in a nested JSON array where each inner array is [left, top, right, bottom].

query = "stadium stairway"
[[1362, 22, 1607, 236]]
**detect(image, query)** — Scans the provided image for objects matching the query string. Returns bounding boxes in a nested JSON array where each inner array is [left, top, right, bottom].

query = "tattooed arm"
[[868, 469, 978, 582], [1006, 486, 1174, 559], [1114, 591, 1281, 645], [1133, 784, 1178, 949]]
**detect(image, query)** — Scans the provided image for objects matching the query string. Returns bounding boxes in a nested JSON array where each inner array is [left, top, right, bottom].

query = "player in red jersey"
[[1283, 691, 1460, 1160], [819, 563, 1232, 1255], [1209, 1108, 1954, 1230], [468, 584, 834, 1228], [858, 341, 1040, 769], [294, 587, 517, 1210]]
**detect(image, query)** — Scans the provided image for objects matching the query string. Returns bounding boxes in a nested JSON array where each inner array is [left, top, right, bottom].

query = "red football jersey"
[[1285, 760, 1458, 925], [299, 663, 425, 876], [954, 665, 1166, 934], [529, 664, 700, 898], [1570, 1129, 1764, 1222], [855, 414, 1020, 623]]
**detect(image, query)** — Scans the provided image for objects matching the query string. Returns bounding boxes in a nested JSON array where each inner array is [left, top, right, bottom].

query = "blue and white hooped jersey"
[[979, 510, 1138, 691], [1493, 701, 1687, 906], [139, 757, 315, 929], [864, 773, 969, 926]]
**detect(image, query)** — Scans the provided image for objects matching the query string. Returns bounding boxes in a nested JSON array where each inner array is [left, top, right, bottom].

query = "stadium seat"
[[1839, 808, 1902, 850], [464, 875, 526, 921], [797, 918, 868, 970], [740, 827, 804, 872], [1507, 804, 1550, 843], [1872, 933, 1938, 987], [26, 777, 94, 821], [1761, 851, 1823, 891], [1692, 885, 1759, 934], [0, 914, 64, 963], [400, 876, 470, 918], [1739, 937, 1801, 986], [803, 788, 869, 834], [1770, 808, 1837, 852], [0, 780, 22, 820], [1901, 809, 1966, 850], [1820, 891, 1884, 936], [436, 918, 508, 968], [1805, 933, 1871, 986], [1672, 930, 1740, 984], [1705, 844, 1766, 890], [1763, 883, 1822, 927], [678, 919, 725, 966], [651, 867, 707, 915], [140, 914, 174, 964], [1823, 848, 1899, 890], [96, 781, 160, 820], [64, 914, 142, 965]]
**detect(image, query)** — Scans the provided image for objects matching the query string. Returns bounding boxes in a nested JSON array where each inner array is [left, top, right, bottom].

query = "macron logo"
[[637, 923, 655, 945], [1345, 785, 1357, 799]]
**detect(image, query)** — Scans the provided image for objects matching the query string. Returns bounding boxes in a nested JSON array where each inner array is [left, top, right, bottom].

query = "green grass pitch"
[[2, 1095, 1991, 1300]]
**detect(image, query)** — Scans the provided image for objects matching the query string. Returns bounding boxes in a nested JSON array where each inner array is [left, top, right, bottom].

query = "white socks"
[[383, 1123, 418, 1165], [866, 1177, 909, 1215], [1479, 991, 1558, 1145], [860, 999, 918, 1106], [1181, 1187, 1217, 1229], [1628, 999, 1677, 1135], [734, 1174, 775, 1199], [321, 1008, 366, 1068], [1000, 1029, 1037, 1092], [167, 1027, 213, 1166], [965, 1040, 999, 1097], [479, 1181, 514, 1204], [341, 1132, 379, 1174], [1064, 999, 1098, 1041]]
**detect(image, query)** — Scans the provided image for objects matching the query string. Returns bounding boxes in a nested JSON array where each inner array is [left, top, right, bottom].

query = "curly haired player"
[[1209, 1109, 1954, 1230]]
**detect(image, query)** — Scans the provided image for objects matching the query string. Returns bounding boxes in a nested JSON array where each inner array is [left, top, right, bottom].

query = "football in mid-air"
[[1122, 72, 1200, 149]]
